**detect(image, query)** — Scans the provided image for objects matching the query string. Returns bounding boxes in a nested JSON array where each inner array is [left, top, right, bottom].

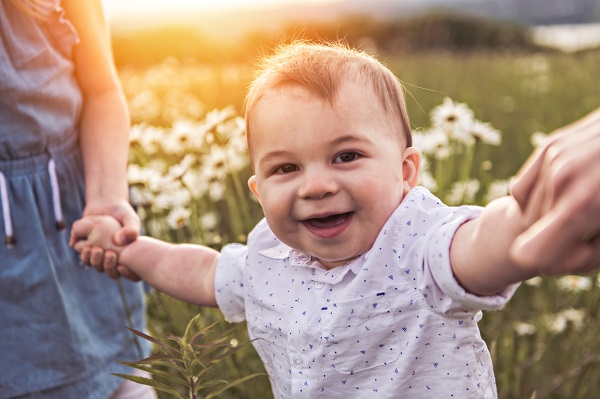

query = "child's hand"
[[510, 107, 600, 275], [70, 215, 140, 280], [75, 198, 141, 276]]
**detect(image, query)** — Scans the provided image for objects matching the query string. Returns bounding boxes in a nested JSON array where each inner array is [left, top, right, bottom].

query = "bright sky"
[[101, 0, 336, 21]]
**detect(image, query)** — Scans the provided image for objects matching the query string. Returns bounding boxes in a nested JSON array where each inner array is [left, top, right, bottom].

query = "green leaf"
[[124, 326, 164, 347], [125, 326, 182, 357], [118, 363, 190, 386], [195, 378, 228, 390], [182, 313, 202, 344], [113, 373, 188, 399], [203, 373, 265, 399]]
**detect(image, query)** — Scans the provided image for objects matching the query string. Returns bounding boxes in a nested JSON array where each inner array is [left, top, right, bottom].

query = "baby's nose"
[[298, 169, 339, 199]]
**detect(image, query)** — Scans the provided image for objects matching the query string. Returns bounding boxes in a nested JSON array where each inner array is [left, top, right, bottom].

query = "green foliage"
[[116, 313, 263, 399], [145, 296, 271, 399]]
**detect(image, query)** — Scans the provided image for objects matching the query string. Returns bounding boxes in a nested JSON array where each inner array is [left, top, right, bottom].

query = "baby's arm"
[[451, 108, 600, 296], [71, 216, 219, 307], [449, 197, 533, 296]]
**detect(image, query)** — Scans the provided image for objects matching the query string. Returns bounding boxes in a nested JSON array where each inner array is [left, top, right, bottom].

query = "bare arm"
[[449, 196, 533, 296], [63, 0, 140, 278], [72, 216, 219, 307], [119, 238, 220, 307]]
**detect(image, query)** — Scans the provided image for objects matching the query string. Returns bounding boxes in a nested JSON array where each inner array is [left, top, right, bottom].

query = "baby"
[[72, 42, 566, 398]]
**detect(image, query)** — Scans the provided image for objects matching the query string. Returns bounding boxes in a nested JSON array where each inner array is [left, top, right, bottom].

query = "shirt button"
[[293, 356, 305, 369], [314, 281, 324, 289]]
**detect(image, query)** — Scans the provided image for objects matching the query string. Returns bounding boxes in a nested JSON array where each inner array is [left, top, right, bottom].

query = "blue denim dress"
[[0, 1, 149, 398]]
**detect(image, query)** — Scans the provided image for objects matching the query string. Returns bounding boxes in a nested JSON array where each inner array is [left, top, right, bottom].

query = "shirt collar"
[[258, 242, 368, 285]]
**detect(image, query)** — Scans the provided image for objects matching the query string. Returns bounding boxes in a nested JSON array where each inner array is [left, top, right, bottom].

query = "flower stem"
[[117, 279, 144, 358]]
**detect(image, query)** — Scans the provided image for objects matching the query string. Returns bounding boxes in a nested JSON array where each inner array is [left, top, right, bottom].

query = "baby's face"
[[248, 81, 420, 269]]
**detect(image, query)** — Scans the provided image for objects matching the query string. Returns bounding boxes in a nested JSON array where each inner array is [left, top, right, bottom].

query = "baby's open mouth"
[[302, 212, 353, 230]]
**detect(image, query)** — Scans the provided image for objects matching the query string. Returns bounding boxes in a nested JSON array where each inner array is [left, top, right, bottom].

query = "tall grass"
[[120, 48, 600, 398]]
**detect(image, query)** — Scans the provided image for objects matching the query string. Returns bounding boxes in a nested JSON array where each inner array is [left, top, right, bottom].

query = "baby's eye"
[[334, 152, 360, 163], [274, 164, 298, 174]]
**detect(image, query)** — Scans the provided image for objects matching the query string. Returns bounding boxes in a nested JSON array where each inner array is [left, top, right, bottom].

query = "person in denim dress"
[[0, 1, 153, 398]]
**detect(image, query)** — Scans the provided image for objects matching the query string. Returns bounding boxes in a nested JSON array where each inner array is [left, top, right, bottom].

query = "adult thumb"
[[114, 213, 141, 246]]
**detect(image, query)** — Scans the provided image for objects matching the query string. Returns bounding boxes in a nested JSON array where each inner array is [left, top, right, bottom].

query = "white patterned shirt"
[[215, 186, 518, 398]]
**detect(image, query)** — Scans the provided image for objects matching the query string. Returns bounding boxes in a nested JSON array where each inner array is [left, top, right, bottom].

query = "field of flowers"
[[118, 48, 600, 398]]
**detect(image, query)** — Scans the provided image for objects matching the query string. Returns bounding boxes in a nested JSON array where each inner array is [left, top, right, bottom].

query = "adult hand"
[[510, 107, 600, 275], [73, 197, 142, 281]]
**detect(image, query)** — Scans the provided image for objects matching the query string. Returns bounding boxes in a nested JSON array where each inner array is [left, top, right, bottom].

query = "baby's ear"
[[248, 175, 261, 203], [402, 147, 422, 193]]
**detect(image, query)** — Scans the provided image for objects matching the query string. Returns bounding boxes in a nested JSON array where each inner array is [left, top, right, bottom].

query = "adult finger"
[[116, 265, 142, 282], [511, 107, 600, 211], [80, 246, 92, 266], [103, 250, 120, 279], [510, 144, 547, 210], [518, 139, 573, 226], [510, 198, 599, 273], [89, 246, 105, 272], [114, 209, 141, 246], [114, 225, 139, 246]]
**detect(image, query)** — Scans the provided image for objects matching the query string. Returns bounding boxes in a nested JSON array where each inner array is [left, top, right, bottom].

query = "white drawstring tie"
[[0, 170, 14, 246], [48, 159, 66, 230], [0, 160, 64, 246]]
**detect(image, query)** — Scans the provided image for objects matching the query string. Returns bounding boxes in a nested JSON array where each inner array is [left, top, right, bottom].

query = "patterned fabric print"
[[215, 186, 519, 399]]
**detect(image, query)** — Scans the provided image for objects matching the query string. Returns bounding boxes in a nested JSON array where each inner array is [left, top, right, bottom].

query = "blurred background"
[[100, 1, 600, 398]]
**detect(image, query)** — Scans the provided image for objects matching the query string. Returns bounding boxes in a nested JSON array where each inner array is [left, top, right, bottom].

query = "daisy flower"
[[138, 125, 167, 155], [556, 275, 593, 292], [561, 308, 585, 331], [413, 128, 451, 160], [468, 120, 502, 146], [544, 313, 567, 334], [513, 322, 536, 336], [445, 179, 481, 205], [430, 97, 475, 139], [201, 148, 229, 183], [127, 164, 162, 188], [166, 206, 192, 230], [152, 183, 191, 211], [200, 212, 219, 230], [163, 120, 197, 155], [485, 179, 510, 202]]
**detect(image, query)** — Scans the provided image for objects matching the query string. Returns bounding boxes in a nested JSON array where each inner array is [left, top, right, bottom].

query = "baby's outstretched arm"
[[449, 195, 532, 296], [450, 108, 600, 296], [71, 216, 220, 307]]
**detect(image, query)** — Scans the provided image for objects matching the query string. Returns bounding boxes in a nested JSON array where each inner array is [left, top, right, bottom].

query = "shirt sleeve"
[[214, 243, 248, 323], [421, 205, 519, 315]]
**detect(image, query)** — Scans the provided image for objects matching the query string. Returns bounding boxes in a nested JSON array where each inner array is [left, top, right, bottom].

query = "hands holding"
[[510, 107, 600, 276], [70, 197, 141, 281]]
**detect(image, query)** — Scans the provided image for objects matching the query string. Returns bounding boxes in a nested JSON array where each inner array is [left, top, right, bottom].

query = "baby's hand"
[[71, 215, 121, 251], [70, 215, 138, 279]]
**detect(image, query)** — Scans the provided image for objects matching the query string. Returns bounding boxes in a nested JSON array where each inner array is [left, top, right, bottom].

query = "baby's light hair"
[[244, 40, 413, 160]]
